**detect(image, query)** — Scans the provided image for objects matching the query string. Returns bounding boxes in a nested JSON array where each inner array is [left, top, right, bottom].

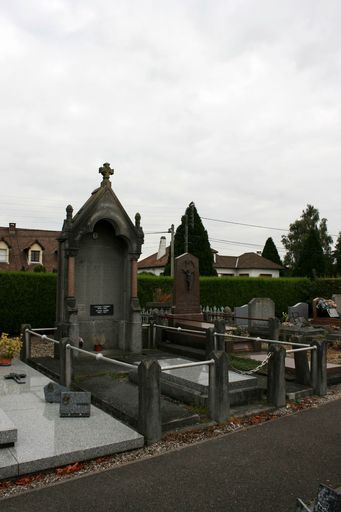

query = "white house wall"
[[216, 268, 280, 278], [138, 267, 164, 276]]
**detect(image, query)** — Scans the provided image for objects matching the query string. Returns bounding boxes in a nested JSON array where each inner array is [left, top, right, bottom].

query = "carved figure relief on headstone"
[[171, 253, 202, 320]]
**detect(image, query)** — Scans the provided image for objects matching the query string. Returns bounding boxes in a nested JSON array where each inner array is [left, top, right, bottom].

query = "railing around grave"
[[148, 323, 208, 350], [22, 323, 328, 443], [21, 326, 230, 444], [213, 331, 327, 398], [23, 328, 59, 361]]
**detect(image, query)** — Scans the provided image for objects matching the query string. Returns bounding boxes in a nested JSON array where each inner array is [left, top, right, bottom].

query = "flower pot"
[[0, 357, 12, 366], [94, 344, 103, 353]]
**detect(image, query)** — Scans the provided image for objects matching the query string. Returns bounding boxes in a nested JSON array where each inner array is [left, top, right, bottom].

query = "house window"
[[0, 248, 8, 262], [239, 273, 249, 277], [28, 242, 43, 265], [259, 273, 272, 278], [30, 250, 41, 263], [0, 241, 9, 263]]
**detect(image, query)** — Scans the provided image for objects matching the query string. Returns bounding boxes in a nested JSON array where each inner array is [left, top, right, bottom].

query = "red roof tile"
[[138, 247, 170, 269], [0, 225, 60, 272]]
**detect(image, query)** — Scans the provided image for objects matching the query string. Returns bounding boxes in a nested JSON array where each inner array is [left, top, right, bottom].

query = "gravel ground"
[[1, 382, 341, 500]]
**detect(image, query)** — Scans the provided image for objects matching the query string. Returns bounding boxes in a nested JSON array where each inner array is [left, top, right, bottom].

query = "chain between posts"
[[229, 352, 273, 375]]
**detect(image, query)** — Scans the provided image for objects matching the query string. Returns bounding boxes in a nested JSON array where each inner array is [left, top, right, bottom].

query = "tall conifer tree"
[[165, 202, 216, 276], [261, 237, 282, 266]]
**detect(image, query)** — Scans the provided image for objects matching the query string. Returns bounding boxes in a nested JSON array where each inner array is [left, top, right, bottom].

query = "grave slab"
[[0, 408, 17, 446], [0, 359, 144, 478], [159, 357, 257, 392], [0, 449, 18, 480]]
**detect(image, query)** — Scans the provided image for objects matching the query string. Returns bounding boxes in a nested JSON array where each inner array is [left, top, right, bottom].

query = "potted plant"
[[93, 333, 106, 352], [0, 333, 22, 366]]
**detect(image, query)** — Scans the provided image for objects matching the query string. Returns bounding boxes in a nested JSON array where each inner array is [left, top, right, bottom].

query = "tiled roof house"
[[0, 223, 59, 272], [138, 237, 283, 277], [214, 252, 283, 277]]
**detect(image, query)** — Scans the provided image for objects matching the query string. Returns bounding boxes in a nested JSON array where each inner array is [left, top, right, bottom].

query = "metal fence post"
[[312, 340, 327, 396], [208, 351, 230, 423], [65, 344, 72, 388], [60, 338, 72, 387], [154, 324, 163, 347], [292, 335, 310, 386], [138, 359, 162, 445], [148, 320, 155, 349], [268, 317, 280, 341], [267, 345, 286, 408], [20, 324, 32, 362], [205, 327, 215, 358], [310, 342, 318, 390], [214, 319, 226, 351]]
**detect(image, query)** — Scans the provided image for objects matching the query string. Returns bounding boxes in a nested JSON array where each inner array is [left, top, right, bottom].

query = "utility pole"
[[183, 215, 189, 253], [168, 224, 175, 277], [189, 201, 195, 229]]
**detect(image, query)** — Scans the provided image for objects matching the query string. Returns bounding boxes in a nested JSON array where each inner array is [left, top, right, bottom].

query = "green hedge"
[[199, 277, 311, 316], [0, 272, 56, 335], [137, 275, 173, 306], [2, 271, 341, 334]]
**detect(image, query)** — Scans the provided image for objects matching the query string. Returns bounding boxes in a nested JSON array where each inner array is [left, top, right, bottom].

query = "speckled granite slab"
[[0, 359, 144, 479], [0, 408, 17, 446]]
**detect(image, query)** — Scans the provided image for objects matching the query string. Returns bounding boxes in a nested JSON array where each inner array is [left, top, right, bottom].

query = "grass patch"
[[229, 355, 260, 372], [74, 371, 129, 384]]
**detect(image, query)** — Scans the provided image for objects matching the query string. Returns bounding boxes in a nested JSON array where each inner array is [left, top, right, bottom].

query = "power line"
[[210, 237, 286, 253], [144, 231, 169, 235], [202, 216, 287, 232], [203, 216, 339, 238]]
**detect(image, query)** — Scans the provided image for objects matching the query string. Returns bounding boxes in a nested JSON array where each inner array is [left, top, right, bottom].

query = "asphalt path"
[[1, 400, 341, 512]]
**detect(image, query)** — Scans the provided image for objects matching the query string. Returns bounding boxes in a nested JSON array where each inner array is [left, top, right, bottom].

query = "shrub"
[[0, 271, 56, 334], [199, 277, 311, 316], [2, 270, 341, 334]]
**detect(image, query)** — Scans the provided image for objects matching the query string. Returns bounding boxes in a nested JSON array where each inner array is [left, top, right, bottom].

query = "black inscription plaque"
[[90, 304, 114, 316]]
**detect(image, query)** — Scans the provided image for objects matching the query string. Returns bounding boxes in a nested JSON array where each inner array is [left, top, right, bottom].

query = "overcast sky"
[[1, 0, 341, 257]]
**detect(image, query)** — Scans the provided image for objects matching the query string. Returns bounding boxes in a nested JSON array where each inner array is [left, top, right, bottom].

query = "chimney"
[[9, 223, 16, 234], [157, 236, 167, 260]]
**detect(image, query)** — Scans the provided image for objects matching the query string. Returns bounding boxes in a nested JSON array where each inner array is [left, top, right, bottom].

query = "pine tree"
[[293, 228, 325, 277], [164, 202, 216, 276], [261, 237, 282, 266]]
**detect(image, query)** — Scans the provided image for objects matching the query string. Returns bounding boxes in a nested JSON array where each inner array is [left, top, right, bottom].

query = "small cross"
[[99, 162, 114, 181]]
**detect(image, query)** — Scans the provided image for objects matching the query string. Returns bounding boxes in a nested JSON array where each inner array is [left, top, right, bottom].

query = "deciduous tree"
[[292, 228, 325, 277], [282, 204, 332, 275]]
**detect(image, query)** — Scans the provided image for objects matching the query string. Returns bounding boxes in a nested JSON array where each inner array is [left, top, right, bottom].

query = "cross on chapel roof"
[[99, 162, 114, 185]]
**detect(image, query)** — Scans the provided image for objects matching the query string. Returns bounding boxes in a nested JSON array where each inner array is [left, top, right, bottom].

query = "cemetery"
[[1, 166, 341, 498]]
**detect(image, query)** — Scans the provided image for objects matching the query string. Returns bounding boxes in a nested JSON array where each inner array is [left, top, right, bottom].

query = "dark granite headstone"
[[171, 253, 203, 321], [44, 382, 68, 403], [288, 302, 309, 321], [60, 391, 91, 417], [248, 297, 275, 336]]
